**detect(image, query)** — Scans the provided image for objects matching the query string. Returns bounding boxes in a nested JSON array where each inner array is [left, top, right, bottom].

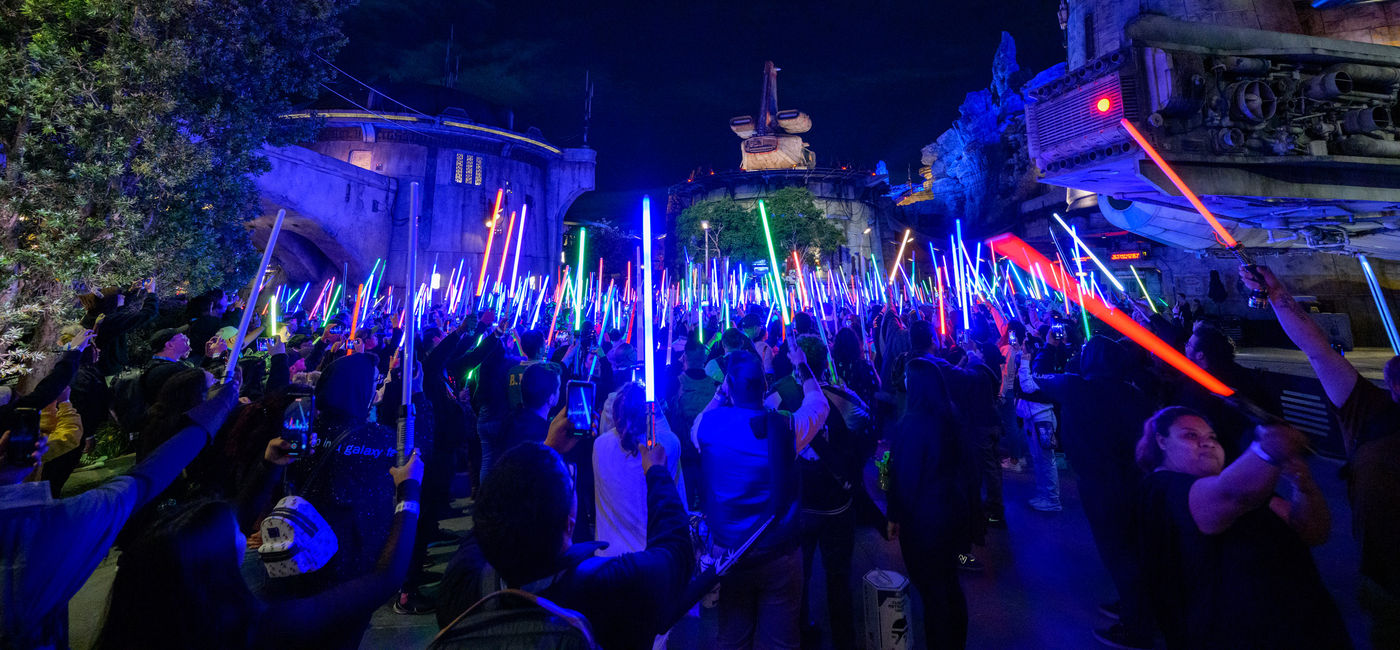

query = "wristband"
[[395, 500, 420, 515], [1249, 441, 1282, 466]]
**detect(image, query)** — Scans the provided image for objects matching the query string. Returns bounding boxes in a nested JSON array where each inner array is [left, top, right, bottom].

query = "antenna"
[[583, 71, 594, 147]]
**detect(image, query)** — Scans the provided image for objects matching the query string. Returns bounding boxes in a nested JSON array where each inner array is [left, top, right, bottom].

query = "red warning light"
[[1096, 97, 1112, 113]]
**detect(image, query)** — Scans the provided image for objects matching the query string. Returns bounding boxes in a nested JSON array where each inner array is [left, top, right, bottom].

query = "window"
[[1083, 12, 1095, 61], [454, 153, 484, 185], [349, 150, 372, 170]]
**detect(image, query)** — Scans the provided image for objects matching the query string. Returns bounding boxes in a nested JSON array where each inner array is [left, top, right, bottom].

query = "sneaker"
[[1028, 497, 1063, 512], [1000, 457, 1026, 473], [1093, 624, 1152, 649], [985, 514, 1008, 529], [956, 553, 984, 572], [394, 591, 436, 615], [1098, 601, 1120, 620]]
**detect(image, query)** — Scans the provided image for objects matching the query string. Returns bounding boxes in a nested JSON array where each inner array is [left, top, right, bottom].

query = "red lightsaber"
[[496, 209, 518, 291], [476, 188, 505, 296], [1120, 119, 1269, 308], [990, 233, 1235, 397], [1119, 119, 1237, 248]]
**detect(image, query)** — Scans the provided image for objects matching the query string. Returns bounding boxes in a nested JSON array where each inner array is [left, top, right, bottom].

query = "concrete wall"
[[1300, 1, 1400, 45], [254, 120, 594, 293]]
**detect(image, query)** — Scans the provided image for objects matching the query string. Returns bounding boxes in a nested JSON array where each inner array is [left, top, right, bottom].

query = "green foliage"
[[0, 0, 350, 380], [674, 187, 844, 270]]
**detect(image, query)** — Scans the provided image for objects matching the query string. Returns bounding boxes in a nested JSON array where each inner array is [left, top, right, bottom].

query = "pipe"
[[1344, 107, 1393, 135], [1338, 135, 1400, 158], [1305, 71, 1352, 99], [1326, 64, 1400, 91]]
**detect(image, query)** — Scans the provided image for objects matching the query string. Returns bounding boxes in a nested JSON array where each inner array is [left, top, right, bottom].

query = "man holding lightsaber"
[[1241, 265, 1400, 648]]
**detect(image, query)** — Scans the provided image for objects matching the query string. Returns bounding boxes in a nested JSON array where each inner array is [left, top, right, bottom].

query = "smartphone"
[[256, 338, 270, 352], [1009, 331, 1020, 345], [281, 393, 314, 458], [565, 380, 597, 436], [3, 407, 41, 468]]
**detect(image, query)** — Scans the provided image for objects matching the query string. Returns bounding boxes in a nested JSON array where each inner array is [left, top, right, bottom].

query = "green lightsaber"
[[1130, 265, 1158, 314], [758, 199, 789, 325]]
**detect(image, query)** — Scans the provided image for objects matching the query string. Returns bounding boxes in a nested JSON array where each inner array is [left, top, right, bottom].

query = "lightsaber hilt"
[[1229, 246, 1270, 310], [645, 401, 656, 449], [397, 401, 414, 466]]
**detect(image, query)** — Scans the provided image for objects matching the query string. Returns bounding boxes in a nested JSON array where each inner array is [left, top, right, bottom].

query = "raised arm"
[[261, 452, 423, 646], [785, 345, 830, 453], [1240, 266, 1358, 409], [1187, 424, 1307, 535]]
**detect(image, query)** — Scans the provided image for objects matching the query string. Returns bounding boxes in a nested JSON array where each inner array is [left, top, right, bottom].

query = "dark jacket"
[[436, 466, 693, 650], [93, 291, 158, 375]]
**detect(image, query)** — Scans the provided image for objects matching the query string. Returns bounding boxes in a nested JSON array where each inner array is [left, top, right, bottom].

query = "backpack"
[[258, 496, 339, 577], [431, 545, 602, 650], [109, 368, 145, 435]]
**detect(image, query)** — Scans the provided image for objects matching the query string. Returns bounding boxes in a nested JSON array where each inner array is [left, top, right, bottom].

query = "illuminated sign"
[[1110, 251, 1145, 261]]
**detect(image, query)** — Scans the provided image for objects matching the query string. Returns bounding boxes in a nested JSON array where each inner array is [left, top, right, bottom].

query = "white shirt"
[[592, 392, 687, 557]]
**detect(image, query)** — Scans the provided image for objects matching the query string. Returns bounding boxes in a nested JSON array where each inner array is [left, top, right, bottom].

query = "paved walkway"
[[65, 452, 1370, 649]]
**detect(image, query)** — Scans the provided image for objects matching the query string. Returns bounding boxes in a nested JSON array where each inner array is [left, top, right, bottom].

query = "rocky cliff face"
[[899, 33, 1062, 234]]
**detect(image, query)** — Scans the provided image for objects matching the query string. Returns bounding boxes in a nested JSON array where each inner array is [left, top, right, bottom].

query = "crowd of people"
[[0, 262, 1396, 650]]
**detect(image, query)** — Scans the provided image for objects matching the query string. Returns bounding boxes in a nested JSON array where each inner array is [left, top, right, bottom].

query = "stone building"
[[253, 86, 595, 290]]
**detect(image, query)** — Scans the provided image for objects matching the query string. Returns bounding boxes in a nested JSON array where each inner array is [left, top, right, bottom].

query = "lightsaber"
[[758, 199, 789, 325], [642, 197, 658, 414], [1358, 254, 1400, 355], [510, 203, 529, 295], [1053, 213, 1126, 292], [1130, 265, 1158, 313], [548, 269, 569, 342], [497, 209, 517, 291], [398, 182, 420, 465], [990, 233, 1233, 396], [476, 188, 504, 296], [1119, 118, 1268, 308], [889, 229, 911, 285], [574, 229, 587, 331], [226, 209, 286, 382]]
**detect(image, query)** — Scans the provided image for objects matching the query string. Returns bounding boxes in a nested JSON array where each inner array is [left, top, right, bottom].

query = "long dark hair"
[[98, 500, 259, 650], [139, 369, 210, 458], [832, 327, 863, 369], [612, 382, 648, 454], [898, 358, 963, 473], [1136, 406, 1206, 472]]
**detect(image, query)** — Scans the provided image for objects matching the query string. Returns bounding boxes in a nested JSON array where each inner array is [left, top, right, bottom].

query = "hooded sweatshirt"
[[288, 353, 395, 590]]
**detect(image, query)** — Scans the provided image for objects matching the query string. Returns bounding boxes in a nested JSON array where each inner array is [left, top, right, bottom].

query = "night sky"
[[338, 0, 1067, 220]]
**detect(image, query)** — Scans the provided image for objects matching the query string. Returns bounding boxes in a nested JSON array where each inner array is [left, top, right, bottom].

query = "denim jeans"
[[717, 547, 804, 650], [476, 417, 505, 486], [1025, 412, 1060, 506]]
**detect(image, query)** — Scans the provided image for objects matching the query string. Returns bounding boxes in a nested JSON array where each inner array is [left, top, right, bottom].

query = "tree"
[[763, 186, 845, 268], [673, 187, 844, 273], [674, 198, 764, 269], [0, 0, 350, 381]]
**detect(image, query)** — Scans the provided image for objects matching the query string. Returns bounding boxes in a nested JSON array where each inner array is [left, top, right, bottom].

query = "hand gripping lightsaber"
[[1119, 118, 1268, 309]]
